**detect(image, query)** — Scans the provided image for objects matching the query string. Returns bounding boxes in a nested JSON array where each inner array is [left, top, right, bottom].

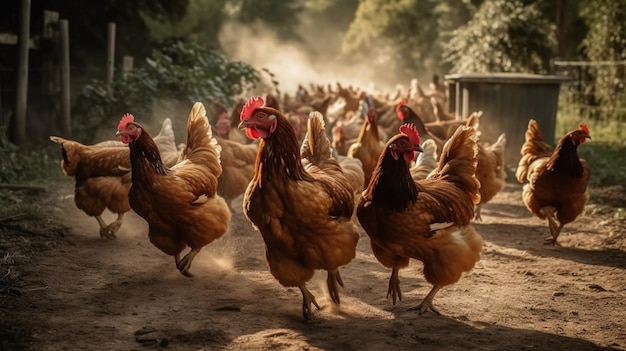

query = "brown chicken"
[[239, 96, 360, 320], [116, 103, 231, 277], [473, 133, 507, 221], [50, 118, 178, 239], [215, 136, 258, 210], [357, 124, 483, 315], [516, 120, 591, 245], [346, 106, 385, 189]]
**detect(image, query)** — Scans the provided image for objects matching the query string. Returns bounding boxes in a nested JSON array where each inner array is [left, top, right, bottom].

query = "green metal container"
[[445, 73, 571, 166]]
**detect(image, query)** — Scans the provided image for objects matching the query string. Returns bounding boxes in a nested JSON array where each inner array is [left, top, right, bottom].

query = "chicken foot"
[[95, 213, 125, 240], [299, 284, 320, 320], [409, 285, 442, 315], [175, 248, 201, 278], [327, 269, 345, 304], [387, 267, 403, 305], [540, 207, 563, 245]]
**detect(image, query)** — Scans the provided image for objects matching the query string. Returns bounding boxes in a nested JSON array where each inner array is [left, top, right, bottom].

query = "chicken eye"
[[257, 113, 266, 120]]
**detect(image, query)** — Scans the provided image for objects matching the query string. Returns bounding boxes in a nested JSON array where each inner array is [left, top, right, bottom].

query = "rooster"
[[116, 103, 231, 277], [516, 120, 591, 245], [239, 96, 360, 320], [357, 124, 483, 315], [50, 118, 178, 239]]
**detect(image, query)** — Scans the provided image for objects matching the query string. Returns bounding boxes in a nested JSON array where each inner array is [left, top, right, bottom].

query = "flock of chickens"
[[49, 78, 591, 320]]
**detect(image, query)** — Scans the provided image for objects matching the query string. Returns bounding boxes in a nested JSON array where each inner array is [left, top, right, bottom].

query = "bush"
[[72, 41, 274, 143]]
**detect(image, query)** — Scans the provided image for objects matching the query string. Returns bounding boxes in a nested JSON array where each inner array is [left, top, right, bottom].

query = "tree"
[[442, 0, 556, 74], [580, 0, 626, 119], [341, 0, 440, 82], [230, 0, 305, 41], [142, 0, 228, 48]]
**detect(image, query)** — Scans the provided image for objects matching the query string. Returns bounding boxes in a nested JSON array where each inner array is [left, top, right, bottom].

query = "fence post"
[[106, 22, 116, 87], [122, 55, 134, 77], [15, 0, 31, 146], [60, 19, 71, 137]]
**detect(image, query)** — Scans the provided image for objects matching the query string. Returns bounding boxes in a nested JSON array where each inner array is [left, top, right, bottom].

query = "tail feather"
[[300, 111, 331, 165], [430, 125, 481, 205], [516, 119, 553, 183], [489, 133, 507, 165], [179, 102, 222, 177]]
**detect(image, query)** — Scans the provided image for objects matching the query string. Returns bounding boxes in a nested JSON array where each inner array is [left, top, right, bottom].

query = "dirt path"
[[1, 181, 625, 351]]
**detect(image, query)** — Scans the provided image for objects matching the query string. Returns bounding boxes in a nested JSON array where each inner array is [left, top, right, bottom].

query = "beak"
[[238, 120, 248, 130], [115, 130, 122, 137], [586, 134, 592, 139], [414, 144, 424, 153]]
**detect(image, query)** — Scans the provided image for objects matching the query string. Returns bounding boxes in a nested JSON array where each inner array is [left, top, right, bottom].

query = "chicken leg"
[[327, 269, 344, 304], [540, 207, 563, 245], [387, 267, 403, 305], [409, 285, 442, 315], [95, 214, 124, 240], [175, 248, 200, 277], [474, 203, 484, 222], [299, 284, 320, 320]]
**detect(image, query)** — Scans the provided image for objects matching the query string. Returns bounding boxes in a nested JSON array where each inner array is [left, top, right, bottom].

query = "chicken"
[[395, 99, 445, 153], [116, 103, 231, 277], [239, 96, 360, 320], [357, 124, 483, 315], [346, 106, 384, 189], [474, 133, 507, 221], [409, 139, 438, 181], [50, 118, 178, 239], [515, 120, 591, 245], [215, 136, 258, 210]]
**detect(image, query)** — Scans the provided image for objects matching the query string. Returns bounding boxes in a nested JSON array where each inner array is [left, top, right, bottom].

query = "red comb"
[[579, 122, 590, 134], [395, 99, 407, 120], [240, 96, 265, 121], [400, 123, 421, 145], [118, 113, 134, 130]]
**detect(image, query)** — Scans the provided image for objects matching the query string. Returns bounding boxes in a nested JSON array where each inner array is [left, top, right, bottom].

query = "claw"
[[386, 268, 402, 305], [99, 226, 117, 240], [176, 248, 200, 277], [327, 269, 344, 305], [408, 285, 442, 315], [299, 285, 320, 320]]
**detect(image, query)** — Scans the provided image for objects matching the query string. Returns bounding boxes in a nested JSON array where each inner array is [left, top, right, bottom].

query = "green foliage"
[[557, 104, 626, 186], [443, 0, 556, 74], [341, 0, 440, 80], [231, 0, 305, 40], [579, 0, 626, 121], [142, 0, 228, 46], [0, 141, 60, 185], [72, 41, 267, 143]]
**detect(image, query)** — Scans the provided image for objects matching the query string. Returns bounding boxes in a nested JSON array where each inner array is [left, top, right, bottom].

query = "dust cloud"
[[218, 21, 402, 96]]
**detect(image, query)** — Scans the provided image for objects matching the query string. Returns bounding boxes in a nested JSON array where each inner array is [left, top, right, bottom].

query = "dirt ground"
[[1, 179, 625, 351]]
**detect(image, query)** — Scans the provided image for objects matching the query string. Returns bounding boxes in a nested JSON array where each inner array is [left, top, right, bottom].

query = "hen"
[[50, 118, 178, 239], [215, 136, 258, 210], [357, 124, 483, 315], [473, 133, 507, 221], [346, 106, 385, 189], [239, 96, 360, 320], [116, 103, 231, 277], [516, 120, 591, 245]]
